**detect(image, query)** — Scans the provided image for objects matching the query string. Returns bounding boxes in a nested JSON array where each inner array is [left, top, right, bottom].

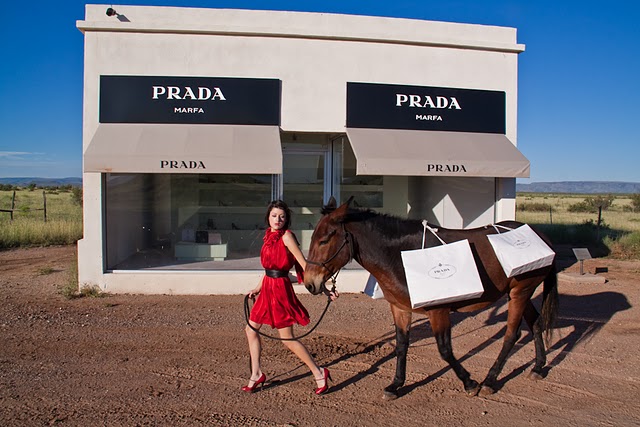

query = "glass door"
[[281, 146, 331, 250]]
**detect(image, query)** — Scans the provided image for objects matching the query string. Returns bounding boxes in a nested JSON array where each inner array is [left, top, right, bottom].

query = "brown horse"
[[304, 197, 558, 399]]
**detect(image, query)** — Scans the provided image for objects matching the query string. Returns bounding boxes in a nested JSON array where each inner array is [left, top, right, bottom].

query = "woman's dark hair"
[[265, 200, 292, 230]]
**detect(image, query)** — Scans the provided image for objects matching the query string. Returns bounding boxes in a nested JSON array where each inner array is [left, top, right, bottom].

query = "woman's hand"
[[324, 288, 339, 301], [248, 287, 261, 299]]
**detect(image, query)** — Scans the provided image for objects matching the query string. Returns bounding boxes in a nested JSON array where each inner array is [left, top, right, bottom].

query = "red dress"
[[249, 229, 310, 329]]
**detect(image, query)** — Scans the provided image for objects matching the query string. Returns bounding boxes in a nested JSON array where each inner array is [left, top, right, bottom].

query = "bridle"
[[306, 223, 355, 289]]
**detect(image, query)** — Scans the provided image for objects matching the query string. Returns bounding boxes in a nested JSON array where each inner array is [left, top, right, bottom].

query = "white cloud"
[[0, 151, 34, 157]]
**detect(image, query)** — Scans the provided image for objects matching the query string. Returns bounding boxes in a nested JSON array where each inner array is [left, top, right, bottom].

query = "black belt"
[[265, 269, 290, 278]]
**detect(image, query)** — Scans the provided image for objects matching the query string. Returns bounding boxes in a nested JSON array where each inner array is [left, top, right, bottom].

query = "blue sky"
[[0, 1, 638, 182]]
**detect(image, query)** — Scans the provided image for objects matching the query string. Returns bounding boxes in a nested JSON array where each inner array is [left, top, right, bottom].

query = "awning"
[[345, 128, 530, 178], [84, 124, 283, 174]]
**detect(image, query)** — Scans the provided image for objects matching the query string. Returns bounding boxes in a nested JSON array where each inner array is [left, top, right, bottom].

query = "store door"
[[281, 147, 331, 250]]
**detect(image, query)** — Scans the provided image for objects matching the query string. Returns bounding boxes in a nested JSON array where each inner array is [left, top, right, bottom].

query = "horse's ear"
[[346, 195, 354, 207], [327, 196, 337, 209], [331, 196, 354, 222], [321, 196, 337, 215]]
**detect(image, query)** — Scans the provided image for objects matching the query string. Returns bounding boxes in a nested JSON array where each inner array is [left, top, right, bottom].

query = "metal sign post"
[[572, 248, 592, 275]]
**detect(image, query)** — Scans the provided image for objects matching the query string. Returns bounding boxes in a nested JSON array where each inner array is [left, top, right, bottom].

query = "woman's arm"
[[248, 279, 263, 298], [282, 231, 307, 270]]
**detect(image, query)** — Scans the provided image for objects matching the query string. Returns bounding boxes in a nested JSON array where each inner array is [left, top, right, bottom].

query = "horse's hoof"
[[478, 385, 496, 397], [382, 390, 399, 401], [528, 371, 544, 381], [465, 386, 480, 397], [464, 380, 480, 396]]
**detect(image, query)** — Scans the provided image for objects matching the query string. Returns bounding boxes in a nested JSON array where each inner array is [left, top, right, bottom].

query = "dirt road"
[[1, 245, 639, 426]]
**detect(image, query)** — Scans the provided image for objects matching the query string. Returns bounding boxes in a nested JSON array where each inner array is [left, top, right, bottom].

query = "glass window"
[[282, 152, 326, 208], [280, 137, 330, 251], [334, 137, 383, 208], [102, 135, 382, 271], [104, 173, 271, 271]]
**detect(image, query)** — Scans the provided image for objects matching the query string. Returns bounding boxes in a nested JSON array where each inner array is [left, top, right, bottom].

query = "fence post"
[[11, 190, 16, 221], [43, 190, 47, 223], [596, 206, 602, 240]]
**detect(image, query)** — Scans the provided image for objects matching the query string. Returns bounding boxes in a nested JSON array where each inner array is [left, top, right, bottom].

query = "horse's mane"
[[323, 205, 422, 247]]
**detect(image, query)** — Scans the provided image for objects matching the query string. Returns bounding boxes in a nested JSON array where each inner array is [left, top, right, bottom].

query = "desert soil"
[[1, 245, 639, 427]]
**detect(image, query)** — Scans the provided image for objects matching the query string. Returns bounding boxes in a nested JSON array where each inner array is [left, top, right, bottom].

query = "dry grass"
[[516, 193, 640, 258]]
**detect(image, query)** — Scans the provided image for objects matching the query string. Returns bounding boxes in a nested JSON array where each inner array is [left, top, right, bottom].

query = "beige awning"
[[84, 124, 283, 174], [345, 128, 530, 178]]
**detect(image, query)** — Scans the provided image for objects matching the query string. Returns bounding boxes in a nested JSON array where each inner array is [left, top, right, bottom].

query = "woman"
[[243, 200, 337, 395]]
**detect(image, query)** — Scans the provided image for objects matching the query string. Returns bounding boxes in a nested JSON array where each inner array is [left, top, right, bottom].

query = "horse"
[[304, 197, 558, 400]]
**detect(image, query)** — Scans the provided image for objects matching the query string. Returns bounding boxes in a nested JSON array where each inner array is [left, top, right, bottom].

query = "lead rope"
[[243, 281, 337, 341]]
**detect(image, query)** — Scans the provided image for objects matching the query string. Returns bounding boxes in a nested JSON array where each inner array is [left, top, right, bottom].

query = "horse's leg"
[[429, 309, 480, 395], [523, 300, 546, 380], [479, 292, 530, 396], [383, 304, 412, 400]]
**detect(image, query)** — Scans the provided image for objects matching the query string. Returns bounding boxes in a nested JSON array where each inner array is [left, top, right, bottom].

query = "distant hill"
[[0, 178, 638, 194], [517, 181, 640, 194], [0, 177, 82, 188]]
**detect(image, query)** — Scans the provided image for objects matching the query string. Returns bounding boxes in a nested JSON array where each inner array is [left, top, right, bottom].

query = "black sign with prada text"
[[347, 82, 505, 134], [100, 76, 281, 125]]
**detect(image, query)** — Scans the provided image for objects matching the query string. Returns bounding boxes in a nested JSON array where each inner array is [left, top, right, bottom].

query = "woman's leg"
[[245, 320, 264, 384], [277, 326, 326, 387]]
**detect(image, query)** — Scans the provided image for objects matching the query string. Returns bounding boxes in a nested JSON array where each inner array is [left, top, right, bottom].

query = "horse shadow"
[[310, 289, 631, 396]]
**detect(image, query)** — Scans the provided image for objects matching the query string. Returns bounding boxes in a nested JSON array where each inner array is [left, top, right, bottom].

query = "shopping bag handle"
[[490, 224, 514, 234], [422, 220, 446, 248]]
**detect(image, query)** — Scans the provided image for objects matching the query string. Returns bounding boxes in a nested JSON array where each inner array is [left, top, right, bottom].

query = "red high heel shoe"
[[241, 373, 266, 393], [314, 368, 332, 395]]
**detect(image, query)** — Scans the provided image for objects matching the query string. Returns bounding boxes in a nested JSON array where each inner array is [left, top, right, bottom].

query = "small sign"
[[572, 248, 592, 275], [572, 248, 592, 261]]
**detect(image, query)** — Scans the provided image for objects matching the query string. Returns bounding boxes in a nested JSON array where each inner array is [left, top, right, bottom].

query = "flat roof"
[[78, 5, 525, 53]]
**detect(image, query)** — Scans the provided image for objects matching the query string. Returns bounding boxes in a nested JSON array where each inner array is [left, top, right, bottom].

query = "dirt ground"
[[1, 245, 639, 427]]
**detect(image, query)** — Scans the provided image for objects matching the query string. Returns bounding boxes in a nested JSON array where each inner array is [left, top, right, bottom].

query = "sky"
[[0, 1, 638, 183]]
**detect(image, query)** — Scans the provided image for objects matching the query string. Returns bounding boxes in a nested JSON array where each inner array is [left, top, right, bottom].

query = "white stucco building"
[[76, 4, 528, 294]]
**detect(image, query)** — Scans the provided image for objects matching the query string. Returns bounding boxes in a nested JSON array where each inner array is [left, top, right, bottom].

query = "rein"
[[243, 223, 352, 341], [243, 281, 336, 341]]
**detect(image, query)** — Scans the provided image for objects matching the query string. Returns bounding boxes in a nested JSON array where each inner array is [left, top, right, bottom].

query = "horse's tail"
[[541, 260, 559, 346]]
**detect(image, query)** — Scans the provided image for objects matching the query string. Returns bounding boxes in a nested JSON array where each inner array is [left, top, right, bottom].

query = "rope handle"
[[422, 220, 446, 248], [490, 224, 514, 234]]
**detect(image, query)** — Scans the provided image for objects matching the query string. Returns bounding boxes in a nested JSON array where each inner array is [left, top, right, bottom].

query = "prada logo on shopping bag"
[[513, 239, 531, 249], [428, 263, 457, 279]]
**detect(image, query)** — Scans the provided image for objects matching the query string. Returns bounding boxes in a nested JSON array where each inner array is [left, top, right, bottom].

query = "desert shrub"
[[79, 285, 105, 298], [535, 219, 617, 242], [568, 195, 615, 213], [71, 187, 83, 206], [631, 194, 640, 212], [517, 202, 554, 212], [37, 266, 55, 275], [605, 231, 640, 259], [60, 258, 79, 299]]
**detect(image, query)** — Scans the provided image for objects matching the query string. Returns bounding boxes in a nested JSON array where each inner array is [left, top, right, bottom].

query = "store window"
[[103, 136, 383, 271], [104, 173, 272, 270], [333, 136, 383, 208]]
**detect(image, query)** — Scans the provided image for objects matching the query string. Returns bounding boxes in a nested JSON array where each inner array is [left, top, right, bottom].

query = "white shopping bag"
[[487, 224, 555, 278], [401, 223, 484, 309], [363, 274, 385, 299]]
